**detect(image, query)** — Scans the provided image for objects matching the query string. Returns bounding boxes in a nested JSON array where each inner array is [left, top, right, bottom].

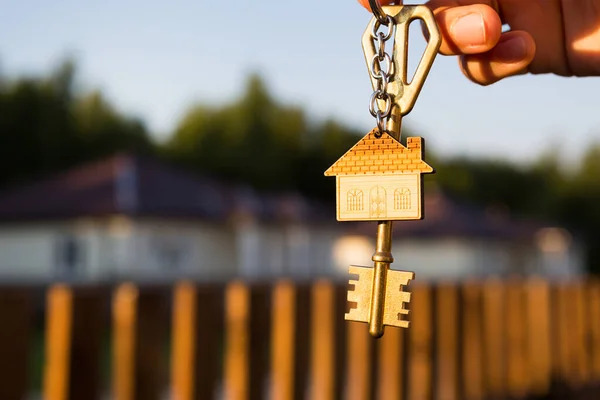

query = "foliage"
[[164, 73, 365, 198], [0, 58, 153, 188]]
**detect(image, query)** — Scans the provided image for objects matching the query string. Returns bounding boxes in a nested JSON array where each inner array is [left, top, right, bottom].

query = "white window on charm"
[[394, 188, 411, 210], [347, 189, 364, 212]]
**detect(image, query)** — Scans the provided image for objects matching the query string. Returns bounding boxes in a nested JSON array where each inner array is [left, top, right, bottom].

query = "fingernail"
[[451, 13, 486, 48], [494, 36, 528, 63]]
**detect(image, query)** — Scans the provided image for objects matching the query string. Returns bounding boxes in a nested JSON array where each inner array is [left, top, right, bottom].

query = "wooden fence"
[[1, 277, 600, 399]]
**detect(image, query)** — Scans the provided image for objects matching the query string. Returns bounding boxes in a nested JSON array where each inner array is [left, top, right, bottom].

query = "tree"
[[0, 58, 154, 189], [165, 73, 360, 199], [73, 90, 153, 160]]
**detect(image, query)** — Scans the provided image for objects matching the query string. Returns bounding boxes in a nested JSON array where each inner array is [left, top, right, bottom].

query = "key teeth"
[[383, 269, 415, 329], [347, 292, 362, 304], [348, 280, 360, 289], [345, 266, 416, 328], [387, 310, 411, 328], [345, 309, 364, 322], [393, 320, 410, 329], [345, 265, 372, 324], [348, 265, 366, 276]]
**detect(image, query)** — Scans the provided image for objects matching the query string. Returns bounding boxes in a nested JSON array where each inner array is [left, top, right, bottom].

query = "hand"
[[359, 0, 600, 85]]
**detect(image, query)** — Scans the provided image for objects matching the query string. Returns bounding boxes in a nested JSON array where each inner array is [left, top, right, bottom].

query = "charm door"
[[369, 186, 387, 218]]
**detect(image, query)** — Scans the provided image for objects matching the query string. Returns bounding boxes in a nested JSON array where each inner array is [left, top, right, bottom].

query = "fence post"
[[310, 280, 337, 400], [461, 281, 484, 400], [0, 288, 33, 400], [573, 280, 591, 388], [589, 279, 600, 383], [43, 284, 73, 400], [436, 283, 458, 400], [553, 283, 566, 385], [526, 277, 551, 397], [270, 281, 296, 400], [335, 284, 349, 400], [377, 322, 404, 400], [112, 283, 138, 400], [171, 282, 197, 400], [346, 320, 373, 400], [171, 282, 224, 400], [505, 279, 529, 399], [112, 283, 169, 400], [408, 283, 432, 400], [482, 278, 506, 400], [224, 281, 250, 400], [555, 281, 583, 389], [224, 281, 272, 400]]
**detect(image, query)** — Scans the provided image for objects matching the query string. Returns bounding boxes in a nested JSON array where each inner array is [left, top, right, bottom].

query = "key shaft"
[[369, 221, 394, 337]]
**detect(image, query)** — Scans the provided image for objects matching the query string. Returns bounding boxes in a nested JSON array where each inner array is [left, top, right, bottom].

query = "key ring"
[[368, 0, 389, 25]]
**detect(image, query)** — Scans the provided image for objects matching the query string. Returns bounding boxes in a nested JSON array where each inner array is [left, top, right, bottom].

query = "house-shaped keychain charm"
[[324, 128, 433, 221], [325, 127, 435, 335]]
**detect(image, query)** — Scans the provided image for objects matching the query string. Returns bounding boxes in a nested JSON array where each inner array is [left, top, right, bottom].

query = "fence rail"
[[1, 277, 599, 399]]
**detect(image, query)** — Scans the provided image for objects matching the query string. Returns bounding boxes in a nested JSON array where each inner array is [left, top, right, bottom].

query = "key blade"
[[345, 266, 373, 323], [383, 270, 415, 328]]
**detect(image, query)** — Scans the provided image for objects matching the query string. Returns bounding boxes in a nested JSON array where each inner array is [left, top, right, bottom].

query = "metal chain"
[[368, 15, 395, 138]]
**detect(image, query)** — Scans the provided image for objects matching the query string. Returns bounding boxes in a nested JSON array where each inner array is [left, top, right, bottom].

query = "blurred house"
[[339, 186, 586, 281], [0, 155, 585, 283], [0, 154, 340, 283]]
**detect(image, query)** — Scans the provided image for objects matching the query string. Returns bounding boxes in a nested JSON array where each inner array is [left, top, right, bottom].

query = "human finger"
[[428, 4, 502, 55], [459, 30, 536, 85]]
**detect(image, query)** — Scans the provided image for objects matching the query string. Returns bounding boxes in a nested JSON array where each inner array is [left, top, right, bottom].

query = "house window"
[[55, 236, 85, 277], [394, 188, 411, 210], [150, 236, 191, 271], [347, 189, 364, 212]]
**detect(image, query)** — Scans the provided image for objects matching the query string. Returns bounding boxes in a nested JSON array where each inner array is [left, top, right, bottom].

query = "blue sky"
[[2, 0, 600, 167]]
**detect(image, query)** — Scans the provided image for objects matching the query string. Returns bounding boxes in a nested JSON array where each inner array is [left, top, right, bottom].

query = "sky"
[[2, 0, 600, 168]]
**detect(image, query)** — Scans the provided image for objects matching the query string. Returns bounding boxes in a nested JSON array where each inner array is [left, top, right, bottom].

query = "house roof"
[[0, 154, 334, 224], [0, 154, 230, 223], [324, 128, 434, 176]]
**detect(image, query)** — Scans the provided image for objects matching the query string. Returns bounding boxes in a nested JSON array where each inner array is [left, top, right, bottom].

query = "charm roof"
[[324, 128, 434, 176]]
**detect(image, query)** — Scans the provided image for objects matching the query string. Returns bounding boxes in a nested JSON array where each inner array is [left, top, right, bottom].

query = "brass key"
[[347, 222, 415, 337], [324, 2, 441, 338]]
